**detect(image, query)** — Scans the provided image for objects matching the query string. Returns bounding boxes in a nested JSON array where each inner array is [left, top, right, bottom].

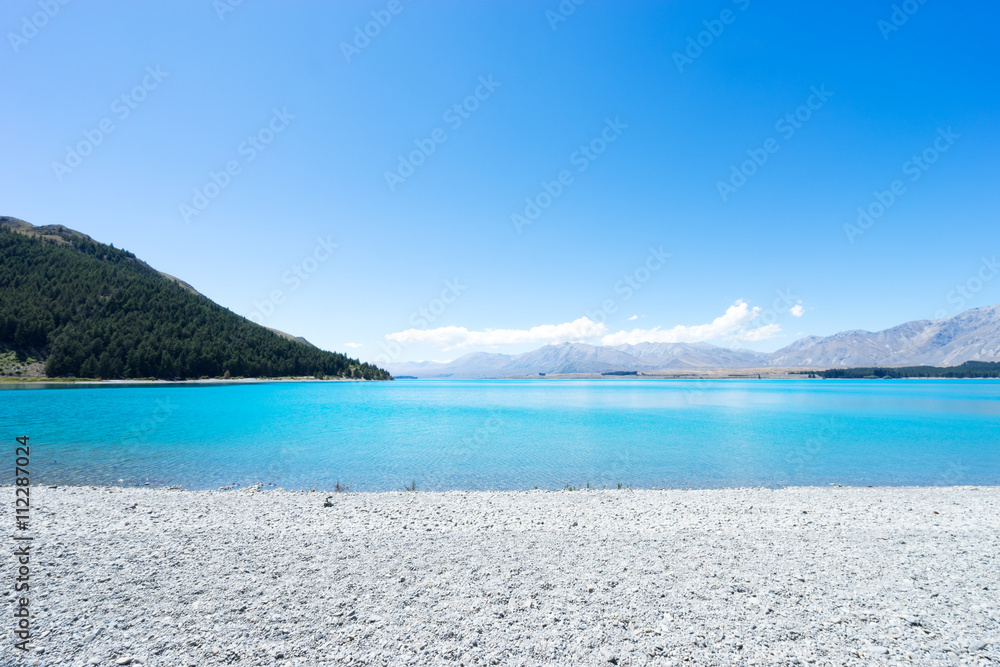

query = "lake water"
[[2, 379, 999, 491]]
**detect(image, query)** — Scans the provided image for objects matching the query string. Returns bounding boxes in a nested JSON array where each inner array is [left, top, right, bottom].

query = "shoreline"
[[0, 375, 376, 386], [30, 481, 1000, 493], [4, 375, 999, 387], [8, 485, 998, 665]]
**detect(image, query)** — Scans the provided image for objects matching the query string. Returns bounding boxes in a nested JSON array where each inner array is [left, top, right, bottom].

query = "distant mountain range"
[[384, 305, 1000, 378]]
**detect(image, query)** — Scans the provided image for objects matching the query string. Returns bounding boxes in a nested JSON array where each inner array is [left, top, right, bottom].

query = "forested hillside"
[[818, 361, 1000, 379], [0, 220, 391, 380]]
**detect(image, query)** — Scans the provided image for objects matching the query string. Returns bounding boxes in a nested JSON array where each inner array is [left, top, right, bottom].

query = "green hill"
[[0, 217, 391, 381]]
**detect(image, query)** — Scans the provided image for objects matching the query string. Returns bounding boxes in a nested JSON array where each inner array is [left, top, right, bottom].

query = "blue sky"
[[3, 0, 999, 364]]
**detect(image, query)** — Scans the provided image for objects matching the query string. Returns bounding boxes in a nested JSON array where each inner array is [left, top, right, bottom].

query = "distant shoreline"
[[5, 373, 999, 386]]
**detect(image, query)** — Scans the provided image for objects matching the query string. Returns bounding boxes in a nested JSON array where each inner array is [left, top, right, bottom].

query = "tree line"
[[0, 226, 391, 380], [817, 361, 1000, 379]]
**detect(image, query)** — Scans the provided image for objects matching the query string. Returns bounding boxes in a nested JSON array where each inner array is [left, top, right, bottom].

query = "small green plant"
[[334, 481, 349, 493], [563, 483, 576, 491], [404, 479, 417, 492]]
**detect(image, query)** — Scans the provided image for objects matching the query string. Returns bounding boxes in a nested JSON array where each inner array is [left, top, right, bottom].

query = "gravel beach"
[[4, 485, 999, 666]]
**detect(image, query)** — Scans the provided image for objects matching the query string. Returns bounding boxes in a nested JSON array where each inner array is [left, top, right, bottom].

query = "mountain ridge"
[[0, 216, 203, 296], [384, 305, 1000, 378]]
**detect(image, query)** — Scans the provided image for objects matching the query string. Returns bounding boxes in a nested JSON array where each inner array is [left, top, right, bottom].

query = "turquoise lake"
[[2, 379, 999, 491]]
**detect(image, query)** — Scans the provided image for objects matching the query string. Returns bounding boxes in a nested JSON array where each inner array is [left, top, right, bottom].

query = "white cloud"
[[789, 304, 804, 318], [385, 316, 607, 350], [731, 323, 782, 341], [601, 300, 776, 345], [386, 301, 786, 350], [343, 342, 363, 349]]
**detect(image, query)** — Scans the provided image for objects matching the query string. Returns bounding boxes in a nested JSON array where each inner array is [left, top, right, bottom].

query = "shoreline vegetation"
[[9, 484, 998, 665], [809, 360, 1000, 379]]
